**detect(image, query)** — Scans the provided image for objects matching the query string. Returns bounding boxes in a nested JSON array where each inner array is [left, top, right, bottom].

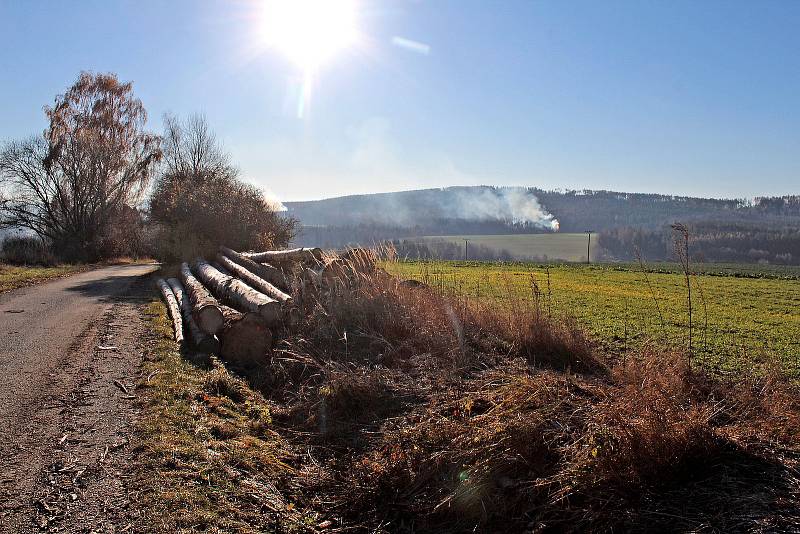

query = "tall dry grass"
[[233, 251, 800, 532]]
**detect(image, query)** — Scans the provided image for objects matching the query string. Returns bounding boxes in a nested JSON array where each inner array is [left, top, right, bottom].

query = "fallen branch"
[[112, 379, 136, 399]]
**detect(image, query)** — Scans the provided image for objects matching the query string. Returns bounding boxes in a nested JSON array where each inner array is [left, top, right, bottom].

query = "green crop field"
[[386, 260, 800, 377], [414, 233, 598, 261]]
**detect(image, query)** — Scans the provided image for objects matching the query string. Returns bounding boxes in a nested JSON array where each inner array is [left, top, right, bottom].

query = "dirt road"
[[0, 264, 157, 533]]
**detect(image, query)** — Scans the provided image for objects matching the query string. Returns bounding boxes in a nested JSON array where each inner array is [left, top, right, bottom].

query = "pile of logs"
[[156, 246, 375, 367]]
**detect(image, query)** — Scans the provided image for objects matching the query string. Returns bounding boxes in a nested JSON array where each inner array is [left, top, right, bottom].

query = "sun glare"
[[260, 0, 358, 72]]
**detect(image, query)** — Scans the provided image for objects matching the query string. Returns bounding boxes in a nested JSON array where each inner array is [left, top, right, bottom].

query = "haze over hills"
[[286, 185, 799, 232], [287, 186, 800, 264]]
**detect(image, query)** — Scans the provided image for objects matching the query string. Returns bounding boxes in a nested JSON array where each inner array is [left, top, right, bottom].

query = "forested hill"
[[285, 187, 800, 264], [531, 189, 744, 232], [285, 186, 799, 233]]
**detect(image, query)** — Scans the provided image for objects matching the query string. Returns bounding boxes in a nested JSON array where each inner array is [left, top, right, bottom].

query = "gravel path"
[[0, 264, 157, 533]]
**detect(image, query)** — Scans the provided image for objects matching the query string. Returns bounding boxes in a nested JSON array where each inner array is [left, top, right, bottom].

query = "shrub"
[[0, 236, 56, 265], [149, 115, 295, 262]]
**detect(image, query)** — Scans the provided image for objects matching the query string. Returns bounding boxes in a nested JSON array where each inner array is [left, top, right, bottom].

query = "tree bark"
[[156, 278, 184, 343], [211, 261, 232, 277], [219, 246, 288, 289], [244, 247, 323, 266], [179, 262, 224, 335], [167, 278, 220, 354], [193, 258, 282, 325], [217, 306, 273, 368], [216, 252, 292, 304]]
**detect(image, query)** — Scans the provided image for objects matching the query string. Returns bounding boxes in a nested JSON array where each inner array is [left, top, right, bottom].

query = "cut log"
[[216, 253, 292, 304], [179, 262, 224, 335], [217, 306, 273, 368], [244, 247, 323, 266], [193, 258, 282, 325], [211, 261, 232, 277], [156, 278, 184, 343], [219, 246, 288, 289], [167, 278, 220, 354]]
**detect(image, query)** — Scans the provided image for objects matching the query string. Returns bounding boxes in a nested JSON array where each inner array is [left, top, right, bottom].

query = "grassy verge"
[[135, 298, 311, 533], [0, 263, 88, 293], [135, 263, 800, 532]]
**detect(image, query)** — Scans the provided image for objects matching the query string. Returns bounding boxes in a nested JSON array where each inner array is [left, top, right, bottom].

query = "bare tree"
[[160, 114, 232, 181], [0, 72, 161, 261]]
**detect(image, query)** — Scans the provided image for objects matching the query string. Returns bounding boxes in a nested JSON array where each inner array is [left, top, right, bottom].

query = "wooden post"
[[587, 231, 592, 264]]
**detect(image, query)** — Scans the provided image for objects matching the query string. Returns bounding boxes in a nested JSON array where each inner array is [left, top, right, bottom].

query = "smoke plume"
[[445, 187, 559, 231], [286, 186, 560, 231], [372, 186, 560, 231]]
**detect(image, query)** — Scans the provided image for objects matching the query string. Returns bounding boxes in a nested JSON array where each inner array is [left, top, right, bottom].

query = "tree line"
[[389, 239, 515, 261], [597, 220, 800, 265], [532, 188, 800, 233], [0, 72, 294, 264]]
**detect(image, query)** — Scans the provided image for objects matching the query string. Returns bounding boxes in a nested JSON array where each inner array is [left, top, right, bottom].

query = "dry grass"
[[134, 300, 315, 533], [140, 258, 800, 532], [0, 262, 87, 293]]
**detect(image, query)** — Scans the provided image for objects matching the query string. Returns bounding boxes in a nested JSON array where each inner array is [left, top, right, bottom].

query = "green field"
[[387, 260, 800, 377], [415, 233, 598, 261]]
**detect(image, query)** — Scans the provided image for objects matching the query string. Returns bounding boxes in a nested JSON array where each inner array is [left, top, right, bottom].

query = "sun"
[[259, 0, 358, 72]]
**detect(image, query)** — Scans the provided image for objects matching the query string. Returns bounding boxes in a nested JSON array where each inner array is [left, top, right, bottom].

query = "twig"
[[113, 379, 136, 398], [113, 379, 130, 395], [146, 370, 163, 383]]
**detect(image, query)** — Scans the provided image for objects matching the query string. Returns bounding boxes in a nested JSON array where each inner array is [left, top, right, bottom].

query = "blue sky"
[[1, 0, 798, 201]]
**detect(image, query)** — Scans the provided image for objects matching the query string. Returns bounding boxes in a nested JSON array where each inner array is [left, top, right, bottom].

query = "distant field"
[[386, 260, 800, 377], [412, 233, 599, 262]]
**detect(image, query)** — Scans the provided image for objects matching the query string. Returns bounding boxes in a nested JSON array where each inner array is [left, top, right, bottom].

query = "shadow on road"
[[65, 265, 157, 301]]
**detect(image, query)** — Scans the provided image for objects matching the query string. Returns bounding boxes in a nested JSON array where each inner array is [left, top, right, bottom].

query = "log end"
[[259, 301, 284, 326], [197, 306, 225, 336], [220, 316, 273, 368]]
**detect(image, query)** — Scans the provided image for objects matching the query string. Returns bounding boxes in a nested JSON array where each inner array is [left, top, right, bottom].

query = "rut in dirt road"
[[0, 264, 157, 533]]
